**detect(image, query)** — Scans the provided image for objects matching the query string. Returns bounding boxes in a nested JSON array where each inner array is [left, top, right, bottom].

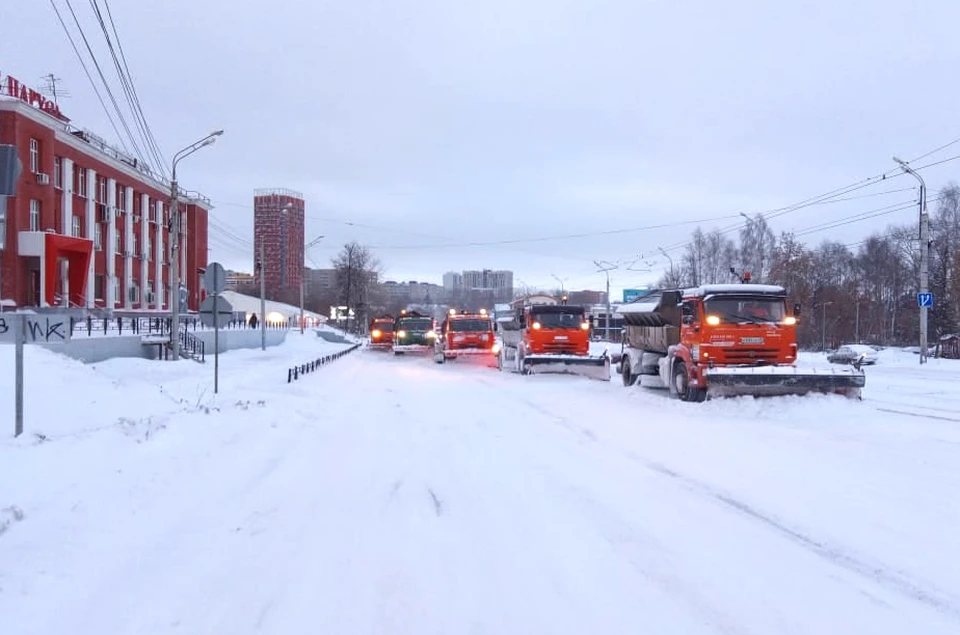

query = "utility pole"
[[259, 236, 267, 351], [821, 301, 833, 351], [594, 260, 618, 341], [169, 130, 223, 361], [894, 156, 929, 364]]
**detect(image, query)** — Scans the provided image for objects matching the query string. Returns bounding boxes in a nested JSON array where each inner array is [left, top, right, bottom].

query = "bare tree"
[[332, 241, 384, 332], [738, 213, 776, 282]]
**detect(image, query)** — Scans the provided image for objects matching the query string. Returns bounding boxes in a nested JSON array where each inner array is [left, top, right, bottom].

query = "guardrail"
[[69, 315, 289, 338], [287, 344, 361, 383]]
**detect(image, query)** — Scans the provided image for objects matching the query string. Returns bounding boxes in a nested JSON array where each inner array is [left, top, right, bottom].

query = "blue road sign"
[[623, 288, 650, 303], [918, 292, 934, 308]]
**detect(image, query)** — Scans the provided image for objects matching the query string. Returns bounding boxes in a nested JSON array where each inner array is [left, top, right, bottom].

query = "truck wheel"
[[622, 362, 638, 387], [673, 361, 706, 402]]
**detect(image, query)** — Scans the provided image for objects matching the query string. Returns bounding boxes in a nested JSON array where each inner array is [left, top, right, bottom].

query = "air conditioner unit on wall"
[[35, 173, 50, 185]]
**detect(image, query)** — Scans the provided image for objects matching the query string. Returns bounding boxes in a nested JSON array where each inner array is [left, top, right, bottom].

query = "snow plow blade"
[[703, 366, 865, 399], [522, 354, 611, 382]]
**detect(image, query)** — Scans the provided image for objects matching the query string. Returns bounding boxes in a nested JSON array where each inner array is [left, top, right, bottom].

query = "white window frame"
[[71, 215, 81, 237], [29, 199, 41, 231], [54, 157, 63, 189], [77, 168, 88, 198], [95, 225, 103, 251], [115, 228, 122, 254], [112, 277, 120, 306], [29, 139, 39, 173]]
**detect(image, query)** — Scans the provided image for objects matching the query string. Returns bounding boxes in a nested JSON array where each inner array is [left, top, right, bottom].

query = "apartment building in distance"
[[253, 188, 304, 297], [443, 268, 514, 301]]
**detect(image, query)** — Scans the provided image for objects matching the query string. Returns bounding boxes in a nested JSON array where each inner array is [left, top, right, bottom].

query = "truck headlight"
[[397, 330, 407, 338]]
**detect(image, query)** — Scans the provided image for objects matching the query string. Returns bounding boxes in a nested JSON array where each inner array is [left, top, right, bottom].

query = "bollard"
[[288, 368, 293, 383]]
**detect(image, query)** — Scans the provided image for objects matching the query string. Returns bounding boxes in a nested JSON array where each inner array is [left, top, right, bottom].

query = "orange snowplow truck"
[[616, 283, 866, 401], [433, 308, 500, 364], [498, 302, 611, 381], [368, 315, 395, 349]]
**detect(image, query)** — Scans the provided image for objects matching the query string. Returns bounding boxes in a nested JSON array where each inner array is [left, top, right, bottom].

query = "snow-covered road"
[[2, 341, 959, 634]]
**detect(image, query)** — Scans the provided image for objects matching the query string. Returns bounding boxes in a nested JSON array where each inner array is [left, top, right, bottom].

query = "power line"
[[87, 0, 164, 175], [47, 0, 128, 150], [60, 0, 148, 165], [96, 0, 169, 176]]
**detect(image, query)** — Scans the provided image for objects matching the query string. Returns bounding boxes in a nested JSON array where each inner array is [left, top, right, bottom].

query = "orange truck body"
[[434, 310, 499, 363], [368, 316, 395, 349]]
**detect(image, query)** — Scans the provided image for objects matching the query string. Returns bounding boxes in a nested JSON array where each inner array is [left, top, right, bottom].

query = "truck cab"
[[434, 308, 499, 363], [368, 315, 396, 349], [392, 310, 437, 355]]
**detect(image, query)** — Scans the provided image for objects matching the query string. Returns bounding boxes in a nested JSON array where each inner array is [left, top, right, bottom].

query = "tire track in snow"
[[482, 375, 960, 624], [631, 454, 960, 622]]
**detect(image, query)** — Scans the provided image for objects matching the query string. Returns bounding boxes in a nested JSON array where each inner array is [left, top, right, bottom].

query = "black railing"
[[69, 315, 290, 338], [287, 344, 361, 383], [180, 327, 206, 363]]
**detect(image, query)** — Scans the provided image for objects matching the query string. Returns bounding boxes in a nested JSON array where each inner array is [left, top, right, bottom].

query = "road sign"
[[918, 292, 934, 308], [203, 262, 227, 295], [623, 288, 650, 303], [0, 313, 71, 344], [199, 295, 233, 328]]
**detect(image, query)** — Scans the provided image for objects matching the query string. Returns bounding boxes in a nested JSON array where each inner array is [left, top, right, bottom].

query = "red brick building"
[[253, 188, 304, 296], [0, 73, 210, 312]]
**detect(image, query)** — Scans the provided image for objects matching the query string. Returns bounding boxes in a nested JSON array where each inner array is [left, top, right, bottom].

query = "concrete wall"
[[45, 328, 289, 364]]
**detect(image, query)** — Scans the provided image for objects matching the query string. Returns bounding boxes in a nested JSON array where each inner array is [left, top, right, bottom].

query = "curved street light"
[[170, 129, 223, 361], [893, 156, 929, 364]]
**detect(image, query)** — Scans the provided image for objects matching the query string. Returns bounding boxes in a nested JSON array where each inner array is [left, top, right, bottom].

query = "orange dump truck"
[[616, 284, 866, 401], [498, 301, 610, 381], [433, 308, 499, 365], [368, 315, 395, 350]]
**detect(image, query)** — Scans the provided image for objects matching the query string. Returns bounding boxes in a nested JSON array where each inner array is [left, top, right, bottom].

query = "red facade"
[[253, 188, 304, 295], [0, 96, 210, 311]]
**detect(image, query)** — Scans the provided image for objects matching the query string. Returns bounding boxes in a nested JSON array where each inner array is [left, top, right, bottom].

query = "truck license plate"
[[740, 337, 764, 345], [554, 335, 569, 340]]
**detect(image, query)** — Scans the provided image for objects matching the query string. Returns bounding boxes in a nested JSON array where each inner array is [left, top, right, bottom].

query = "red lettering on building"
[[4, 74, 70, 122]]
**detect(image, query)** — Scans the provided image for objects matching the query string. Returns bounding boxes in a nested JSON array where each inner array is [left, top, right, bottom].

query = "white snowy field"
[[1, 340, 959, 634]]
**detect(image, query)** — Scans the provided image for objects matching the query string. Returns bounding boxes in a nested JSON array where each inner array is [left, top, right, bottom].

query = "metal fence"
[[69, 315, 290, 338], [287, 344, 362, 383]]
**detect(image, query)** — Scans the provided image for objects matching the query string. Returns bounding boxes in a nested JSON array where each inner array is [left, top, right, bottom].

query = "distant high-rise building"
[[253, 188, 304, 296], [461, 269, 513, 300], [442, 271, 463, 294]]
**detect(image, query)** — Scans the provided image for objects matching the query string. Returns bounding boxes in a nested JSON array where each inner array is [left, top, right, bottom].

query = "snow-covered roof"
[[217, 291, 326, 321], [616, 300, 660, 314], [685, 284, 785, 297]]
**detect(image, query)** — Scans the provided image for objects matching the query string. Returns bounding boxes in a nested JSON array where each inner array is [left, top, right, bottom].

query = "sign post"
[[1, 313, 72, 437], [201, 262, 229, 394]]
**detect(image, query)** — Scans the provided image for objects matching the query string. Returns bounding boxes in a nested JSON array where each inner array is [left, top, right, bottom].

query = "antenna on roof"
[[40, 73, 70, 105]]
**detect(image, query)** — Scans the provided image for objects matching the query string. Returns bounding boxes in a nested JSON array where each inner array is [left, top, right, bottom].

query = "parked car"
[[827, 344, 879, 365]]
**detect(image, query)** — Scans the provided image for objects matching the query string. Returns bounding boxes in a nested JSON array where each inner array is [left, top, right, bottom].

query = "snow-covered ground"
[[1, 340, 959, 634]]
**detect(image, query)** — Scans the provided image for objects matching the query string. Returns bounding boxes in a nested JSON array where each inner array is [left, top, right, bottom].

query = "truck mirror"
[[793, 303, 801, 316]]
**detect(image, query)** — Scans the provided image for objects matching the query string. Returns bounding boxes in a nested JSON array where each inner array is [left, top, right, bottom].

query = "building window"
[[29, 139, 39, 173], [54, 157, 63, 189], [117, 186, 126, 212], [133, 234, 139, 257], [95, 225, 103, 251], [115, 229, 122, 254], [112, 277, 120, 305], [146, 235, 152, 261], [95, 274, 105, 300], [29, 199, 41, 231], [71, 215, 81, 237], [98, 177, 107, 204], [77, 168, 88, 198], [147, 281, 155, 304]]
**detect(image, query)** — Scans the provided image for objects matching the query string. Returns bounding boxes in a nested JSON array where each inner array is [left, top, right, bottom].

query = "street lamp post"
[[893, 156, 929, 364], [658, 247, 675, 284], [303, 235, 324, 334], [169, 129, 223, 361], [821, 300, 834, 351]]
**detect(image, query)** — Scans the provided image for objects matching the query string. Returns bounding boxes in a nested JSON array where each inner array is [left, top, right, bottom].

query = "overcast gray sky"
[[10, 0, 960, 296]]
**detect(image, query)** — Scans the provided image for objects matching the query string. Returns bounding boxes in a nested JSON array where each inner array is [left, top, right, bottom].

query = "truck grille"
[[719, 348, 780, 364], [541, 342, 580, 354]]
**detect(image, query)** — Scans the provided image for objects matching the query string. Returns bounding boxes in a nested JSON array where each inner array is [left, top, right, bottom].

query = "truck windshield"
[[398, 318, 433, 331], [533, 311, 584, 329], [372, 322, 394, 332], [449, 319, 491, 332], [703, 296, 786, 323]]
